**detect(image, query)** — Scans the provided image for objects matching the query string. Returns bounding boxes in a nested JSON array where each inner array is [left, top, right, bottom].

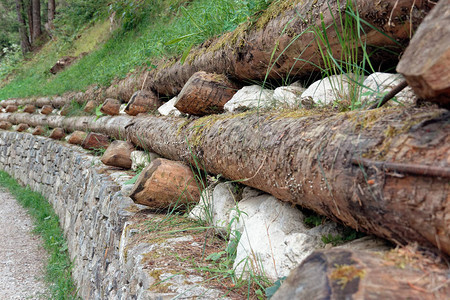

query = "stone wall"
[[0, 131, 142, 299]]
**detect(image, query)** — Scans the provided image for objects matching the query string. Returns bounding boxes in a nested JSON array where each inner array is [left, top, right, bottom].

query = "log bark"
[[32, 126, 45, 136], [5, 105, 18, 113], [0, 121, 12, 130], [100, 98, 121, 116], [81, 132, 109, 150], [146, 0, 435, 96], [40, 105, 53, 115], [0, 107, 448, 254], [23, 104, 36, 113], [174, 71, 239, 116], [129, 158, 202, 209], [16, 123, 29, 132], [101, 140, 134, 169], [67, 131, 87, 145], [272, 248, 449, 300], [125, 90, 161, 116], [396, 0, 450, 108], [49, 128, 65, 140]]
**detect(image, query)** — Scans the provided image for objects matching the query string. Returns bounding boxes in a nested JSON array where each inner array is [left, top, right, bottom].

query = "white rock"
[[223, 85, 274, 112], [158, 97, 182, 116], [273, 85, 305, 107], [361, 72, 416, 106], [189, 182, 238, 234], [130, 150, 160, 171], [119, 103, 127, 115], [301, 74, 363, 105], [230, 188, 342, 281]]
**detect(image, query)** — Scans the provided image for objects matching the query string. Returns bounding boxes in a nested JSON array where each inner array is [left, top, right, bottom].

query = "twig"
[[369, 80, 408, 109], [351, 157, 450, 178]]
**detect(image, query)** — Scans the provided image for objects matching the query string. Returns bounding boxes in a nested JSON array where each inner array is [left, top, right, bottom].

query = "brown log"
[[397, 0, 450, 108], [0, 121, 12, 130], [125, 90, 162, 116], [81, 132, 109, 150], [0, 108, 448, 255], [174, 71, 239, 116], [23, 104, 36, 113], [40, 105, 53, 115], [272, 247, 449, 300], [129, 158, 202, 209], [100, 140, 134, 169], [49, 128, 65, 140], [84, 100, 97, 113], [32, 126, 45, 136], [67, 131, 87, 145], [5, 105, 18, 113], [146, 0, 435, 96], [16, 123, 29, 132], [100, 98, 121, 116]]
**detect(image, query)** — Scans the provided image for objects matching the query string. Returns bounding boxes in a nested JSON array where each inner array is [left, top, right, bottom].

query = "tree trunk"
[[47, 0, 55, 26], [146, 0, 436, 96], [272, 248, 449, 300], [27, 0, 33, 43], [31, 0, 41, 42], [14, 0, 32, 54], [0, 107, 448, 255]]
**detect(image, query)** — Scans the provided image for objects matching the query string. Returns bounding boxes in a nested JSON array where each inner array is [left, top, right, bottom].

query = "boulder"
[[101, 140, 135, 169], [125, 90, 162, 116], [32, 126, 45, 136], [23, 104, 36, 113], [273, 85, 305, 108], [361, 73, 416, 106], [157, 97, 182, 117], [0, 121, 13, 130], [129, 158, 202, 209], [81, 132, 110, 150], [5, 105, 18, 113], [16, 123, 29, 132], [223, 85, 274, 112], [174, 71, 239, 116], [40, 105, 54, 115], [49, 128, 65, 140], [229, 187, 341, 281], [301, 74, 363, 105], [68, 131, 87, 145], [130, 150, 160, 171], [100, 98, 121, 116]]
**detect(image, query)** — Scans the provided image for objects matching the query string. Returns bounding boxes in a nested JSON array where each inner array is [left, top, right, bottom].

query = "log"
[[129, 158, 202, 209], [81, 132, 109, 150], [100, 140, 134, 169], [146, 0, 435, 96], [272, 247, 449, 299], [0, 121, 12, 130], [16, 123, 29, 132], [0, 107, 448, 254], [100, 98, 121, 116], [5, 105, 18, 113], [125, 90, 162, 116], [84, 100, 97, 113], [397, 0, 450, 108], [49, 128, 65, 140], [67, 130, 87, 145], [32, 126, 45, 136], [40, 105, 53, 115], [174, 71, 239, 116], [23, 104, 36, 113]]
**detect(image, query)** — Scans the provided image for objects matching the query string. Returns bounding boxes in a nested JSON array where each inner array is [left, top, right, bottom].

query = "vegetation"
[[0, 171, 77, 299], [0, 0, 272, 99]]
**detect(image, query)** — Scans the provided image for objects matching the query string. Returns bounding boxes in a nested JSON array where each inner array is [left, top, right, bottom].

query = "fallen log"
[[396, 0, 450, 108], [146, 0, 435, 96], [272, 247, 449, 299], [101, 140, 134, 169], [0, 107, 448, 255]]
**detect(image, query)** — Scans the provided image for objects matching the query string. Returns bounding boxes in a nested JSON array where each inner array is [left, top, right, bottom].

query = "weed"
[[0, 171, 78, 299], [321, 227, 365, 246]]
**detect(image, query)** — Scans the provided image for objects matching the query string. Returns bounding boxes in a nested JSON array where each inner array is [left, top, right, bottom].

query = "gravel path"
[[0, 188, 49, 299]]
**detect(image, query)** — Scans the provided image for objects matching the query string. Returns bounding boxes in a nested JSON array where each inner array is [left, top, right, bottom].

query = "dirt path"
[[0, 188, 49, 299]]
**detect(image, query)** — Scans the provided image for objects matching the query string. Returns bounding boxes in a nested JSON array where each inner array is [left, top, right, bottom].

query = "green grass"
[[0, 171, 78, 300], [0, 0, 271, 100]]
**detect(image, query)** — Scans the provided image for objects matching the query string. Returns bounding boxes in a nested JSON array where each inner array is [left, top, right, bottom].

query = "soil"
[[0, 188, 49, 299]]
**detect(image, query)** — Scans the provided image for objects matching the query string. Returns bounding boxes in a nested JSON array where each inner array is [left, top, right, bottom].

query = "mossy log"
[[0, 107, 448, 255], [146, 0, 435, 96], [272, 248, 449, 299]]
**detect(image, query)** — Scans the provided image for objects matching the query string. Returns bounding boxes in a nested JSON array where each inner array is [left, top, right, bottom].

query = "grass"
[[0, 171, 78, 300], [0, 0, 271, 100]]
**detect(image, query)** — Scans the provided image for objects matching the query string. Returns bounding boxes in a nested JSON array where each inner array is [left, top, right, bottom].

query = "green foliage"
[[0, 171, 78, 299], [266, 276, 286, 299], [321, 227, 365, 246]]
